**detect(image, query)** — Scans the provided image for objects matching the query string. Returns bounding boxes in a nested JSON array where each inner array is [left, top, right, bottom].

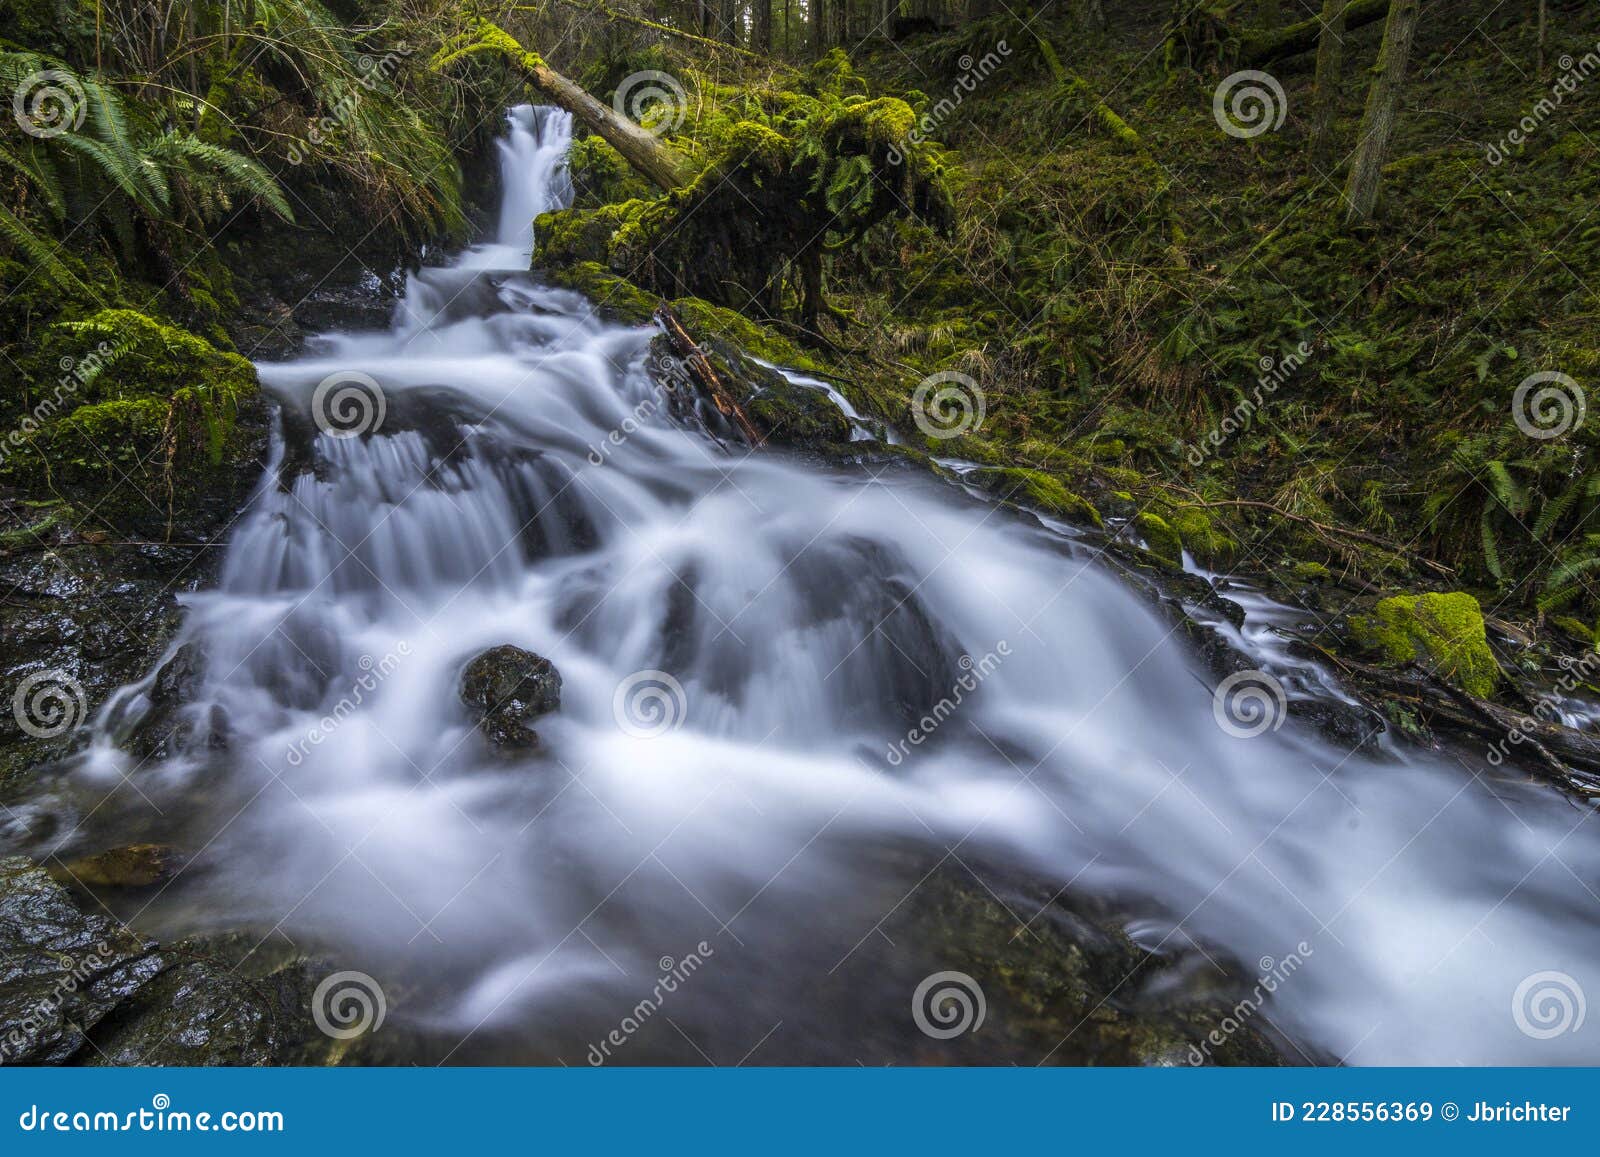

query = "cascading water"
[[27, 107, 1600, 1064]]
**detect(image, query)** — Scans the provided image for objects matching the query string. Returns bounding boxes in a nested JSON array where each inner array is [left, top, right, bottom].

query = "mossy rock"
[[1168, 508, 1237, 567], [1135, 513, 1183, 567], [1350, 591, 1502, 699], [968, 467, 1102, 527]]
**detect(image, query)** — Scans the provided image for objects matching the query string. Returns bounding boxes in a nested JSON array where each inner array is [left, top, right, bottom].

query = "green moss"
[[1135, 513, 1182, 567], [1167, 508, 1236, 567], [543, 262, 660, 324], [4, 308, 258, 493], [969, 467, 1102, 527], [1350, 591, 1502, 699], [1292, 561, 1332, 582]]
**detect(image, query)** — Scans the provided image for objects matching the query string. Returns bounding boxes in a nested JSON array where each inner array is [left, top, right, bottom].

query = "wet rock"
[[459, 645, 562, 750], [830, 858, 1293, 1065], [126, 643, 208, 760], [0, 857, 162, 1064], [81, 932, 330, 1066], [49, 844, 184, 890], [0, 857, 342, 1066]]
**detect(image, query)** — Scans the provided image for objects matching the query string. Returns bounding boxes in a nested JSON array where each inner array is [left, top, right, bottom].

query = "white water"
[[43, 107, 1600, 1064]]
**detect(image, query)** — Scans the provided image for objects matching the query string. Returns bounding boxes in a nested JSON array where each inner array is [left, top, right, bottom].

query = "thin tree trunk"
[[1342, 0, 1421, 224], [1308, 0, 1348, 164], [1537, 0, 1548, 76], [753, 0, 771, 52]]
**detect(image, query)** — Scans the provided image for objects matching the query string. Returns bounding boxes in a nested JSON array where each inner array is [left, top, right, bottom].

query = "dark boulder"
[[459, 645, 562, 750]]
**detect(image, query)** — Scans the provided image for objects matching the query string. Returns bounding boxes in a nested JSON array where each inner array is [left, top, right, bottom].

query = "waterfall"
[[34, 106, 1600, 1066]]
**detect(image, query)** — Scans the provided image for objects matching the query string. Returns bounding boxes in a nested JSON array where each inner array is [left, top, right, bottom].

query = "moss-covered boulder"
[[1135, 512, 1183, 567], [1350, 591, 1502, 699], [968, 467, 1102, 527], [1167, 508, 1236, 568]]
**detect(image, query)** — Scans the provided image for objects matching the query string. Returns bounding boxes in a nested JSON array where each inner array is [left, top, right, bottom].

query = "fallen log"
[[654, 304, 765, 446], [431, 20, 694, 192], [1240, 0, 1390, 65]]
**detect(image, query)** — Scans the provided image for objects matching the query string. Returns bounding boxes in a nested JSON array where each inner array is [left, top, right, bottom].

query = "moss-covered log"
[[432, 20, 695, 191]]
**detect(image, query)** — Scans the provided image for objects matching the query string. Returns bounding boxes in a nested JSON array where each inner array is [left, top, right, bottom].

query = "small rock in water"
[[458, 644, 561, 750], [50, 843, 184, 889]]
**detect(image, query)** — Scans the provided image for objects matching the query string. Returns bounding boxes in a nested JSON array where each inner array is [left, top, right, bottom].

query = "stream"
[[16, 106, 1600, 1065]]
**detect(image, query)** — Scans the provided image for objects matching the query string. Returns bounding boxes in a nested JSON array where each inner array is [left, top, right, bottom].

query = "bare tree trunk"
[[717, 0, 738, 42], [1309, 0, 1348, 164], [1343, 0, 1421, 224], [753, 0, 771, 52], [1538, 0, 1548, 76], [811, 0, 826, 57]]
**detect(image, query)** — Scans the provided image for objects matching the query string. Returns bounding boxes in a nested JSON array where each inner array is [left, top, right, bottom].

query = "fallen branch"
[[654, 304, 765, 445], [1176, 496, 1454, 577]]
